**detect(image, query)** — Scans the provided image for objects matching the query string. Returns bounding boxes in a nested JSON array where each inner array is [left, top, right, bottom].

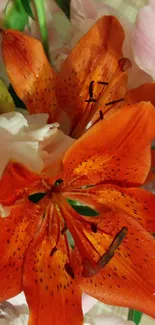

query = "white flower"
[[0, 293, 134, 325], [88, 314, 134, 325], [0, 111, 74, 178], [0, 293, 28, 325]]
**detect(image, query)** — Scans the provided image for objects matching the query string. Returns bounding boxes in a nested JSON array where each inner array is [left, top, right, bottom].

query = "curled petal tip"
[[118, 58, 132, 71]]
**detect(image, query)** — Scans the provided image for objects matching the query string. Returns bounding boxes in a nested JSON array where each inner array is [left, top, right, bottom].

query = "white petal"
[[41, 128, 75, 175], [12, 315, 29, 325], [26, 123, 59, 142], [89, 314, 134, 325], [10, 141, 44, 173], [0, 112, 27, 135], [0, 112, 74, 179], [0, 293, 29, 325], [25, 113, 49, 126], [82, 293, 97, 314], [8, 293, 28, 312], [132, 1, 155, 79], [0, 204, 10, 218]]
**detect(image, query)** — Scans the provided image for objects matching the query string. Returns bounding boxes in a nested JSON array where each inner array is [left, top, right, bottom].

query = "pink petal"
[[132, 1, 155, 79]]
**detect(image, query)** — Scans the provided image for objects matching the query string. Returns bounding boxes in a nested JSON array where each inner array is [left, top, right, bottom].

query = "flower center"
[[28, 180, 128, 278]]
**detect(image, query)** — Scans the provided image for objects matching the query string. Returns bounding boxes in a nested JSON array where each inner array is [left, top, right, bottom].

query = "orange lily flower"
[[1, 16, 155, 325]]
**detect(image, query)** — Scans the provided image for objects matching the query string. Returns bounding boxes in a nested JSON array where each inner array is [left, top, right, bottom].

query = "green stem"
[[33, 0, 50, 60], [128, 308, 143, 325], [128, 309, 134, 321]]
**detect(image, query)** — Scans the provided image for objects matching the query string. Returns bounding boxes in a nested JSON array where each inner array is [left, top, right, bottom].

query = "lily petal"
[[70, 0, 152, 89], [56, 194, 155, 317], [132, 1, 155, 79], [23, 205, 83, 325], [63, 184, 155, 233], [0, 199, 43, 301], [124, 82, 155, 106], [57, 15, 124, 135], [1, 30, 58, 120], [0, 162, 42, 206], [72, 210, 155, 318], [63, 102, 155, 186]]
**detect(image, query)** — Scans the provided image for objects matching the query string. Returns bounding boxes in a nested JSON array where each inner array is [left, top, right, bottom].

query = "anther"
[[82, 227, 128, 277], [99, 110, 104, 120], [65, 263, 75, 279], [91, 222, 97, 233], [98, 81, 108, 85], [105, 98, 124, 106], [85, 98, 97, 103], [85, 81, 97, 103], [61, 224, 67, 235], [50, 246, 58, 256], [89, 80, 94, 98]]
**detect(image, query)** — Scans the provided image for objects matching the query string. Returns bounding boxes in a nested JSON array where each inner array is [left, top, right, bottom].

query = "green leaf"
[[4, 0, 29, 31], [0, 80, 15, 113], [128, 309, 143, 325], [67, 199, 99, 217], [8, 85, 26, 109], [28, 193, 47, 204], [21, 0, 35, 20], [33, 0, 50, 60], [56, 0, 71, 18]]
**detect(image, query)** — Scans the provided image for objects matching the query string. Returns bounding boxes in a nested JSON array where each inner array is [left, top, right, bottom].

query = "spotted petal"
[[0, 199, 43, 301], [72, 210, 155, 318], [23, 204, 83, 325], [63, 183, 155, 233], [63, 102, 155, 186], [56, 194, 155, 317], [57, 15, 125, 135], [0, 162, 42, 206], [1, 29, 58, 120]]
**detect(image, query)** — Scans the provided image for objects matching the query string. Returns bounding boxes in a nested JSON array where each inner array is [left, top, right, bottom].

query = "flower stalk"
[[128, 308, 143, 325], [33, 0, 50, 60]]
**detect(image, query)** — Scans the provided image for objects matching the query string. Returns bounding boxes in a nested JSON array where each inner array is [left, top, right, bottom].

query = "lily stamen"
[[72, 58, 132, 138], [82, 227, 128, 277]]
